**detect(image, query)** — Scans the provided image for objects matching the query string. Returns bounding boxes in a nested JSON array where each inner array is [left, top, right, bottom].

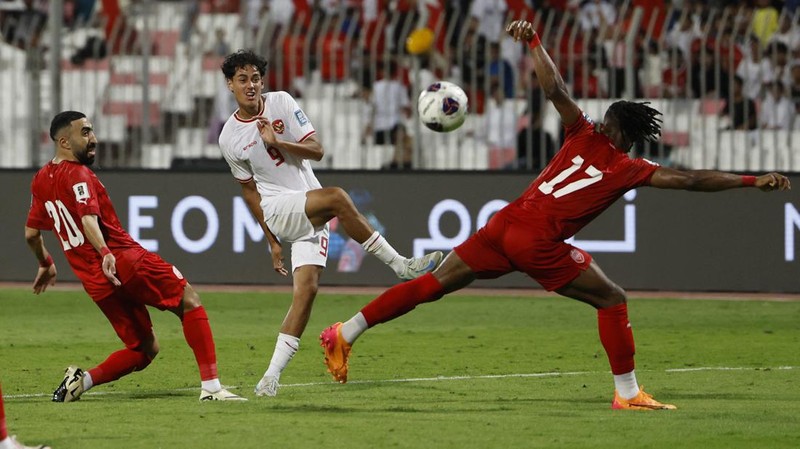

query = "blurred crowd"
[[183, 0, 800, 169], [1, 0, 798, 170]]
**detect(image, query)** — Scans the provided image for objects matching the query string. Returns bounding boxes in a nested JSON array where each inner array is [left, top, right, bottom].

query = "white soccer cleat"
[[6, 435, 52, 449], [398, 251, 444, 280], [199, 387, 248, 401], [254, 375, 279, 397], [51, 365, 85, 403]]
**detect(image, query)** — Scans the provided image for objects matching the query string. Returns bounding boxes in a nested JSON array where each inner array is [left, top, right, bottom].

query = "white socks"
[[82, 371, 94, 392], [340, 313, 368, 344], [614, 371, 640, 399], [264, 333, 300, 379], [0, 437, 16, 449], [201, 378, 222, 392], [361, 231, 405, 273]]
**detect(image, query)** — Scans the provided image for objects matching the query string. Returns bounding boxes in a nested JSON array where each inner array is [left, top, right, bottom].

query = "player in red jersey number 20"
[[25, 111, 246, 403]]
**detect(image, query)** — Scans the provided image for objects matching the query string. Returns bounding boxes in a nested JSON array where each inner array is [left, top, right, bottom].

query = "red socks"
[[88, 348, 152, 385], [597, 303, 636, 374], [0, 383, 7, 441], [361, 273, 445, 326], [86, 306, 218, 385], [182, 306, 218, 381]]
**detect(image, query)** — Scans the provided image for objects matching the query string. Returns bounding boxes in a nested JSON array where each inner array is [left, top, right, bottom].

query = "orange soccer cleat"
[[319, 322, 352, 384], [612, 387, 677, 411]]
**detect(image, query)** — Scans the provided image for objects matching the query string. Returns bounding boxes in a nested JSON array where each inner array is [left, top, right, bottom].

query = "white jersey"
[[218, 91, 323, 209], [369, 78, 409, 131]]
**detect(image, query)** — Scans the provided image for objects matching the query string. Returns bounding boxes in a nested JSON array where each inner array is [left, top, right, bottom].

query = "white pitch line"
[[5, 366, 795, 400], [665, 366, 795, 373], [281, 370, 591, 388]]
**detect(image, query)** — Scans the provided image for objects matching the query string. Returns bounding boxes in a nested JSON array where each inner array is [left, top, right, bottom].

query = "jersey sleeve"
[[623, 157, 660, 188], [26, 188, 52, 230], [282, 92, 316, 142], [219, 140, 254, 183], [563, 110, 594, 139], [70, 168, 102, 217]]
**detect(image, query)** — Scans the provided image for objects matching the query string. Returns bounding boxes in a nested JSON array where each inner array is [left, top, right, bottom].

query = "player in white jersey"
[[217, 50, 443, 397]]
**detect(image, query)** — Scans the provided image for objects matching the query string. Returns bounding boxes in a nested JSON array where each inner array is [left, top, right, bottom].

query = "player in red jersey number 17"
[[320, 19, 791, 411]]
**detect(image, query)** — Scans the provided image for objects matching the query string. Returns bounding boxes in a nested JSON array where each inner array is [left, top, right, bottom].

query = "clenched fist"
[[506, 20, 536, 43]]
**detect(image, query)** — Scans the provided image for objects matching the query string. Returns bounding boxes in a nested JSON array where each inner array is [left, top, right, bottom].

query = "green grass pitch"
[[1, 287, 798, 449]]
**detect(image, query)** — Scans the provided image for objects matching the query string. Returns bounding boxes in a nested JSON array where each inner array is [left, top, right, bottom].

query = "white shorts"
[[288, 225, 329, 271], [264, 191, 329, 270]]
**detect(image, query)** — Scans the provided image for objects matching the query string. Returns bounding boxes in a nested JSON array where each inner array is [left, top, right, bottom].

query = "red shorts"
[[454, 211, 592, 291], [94, 251, 187, 349]]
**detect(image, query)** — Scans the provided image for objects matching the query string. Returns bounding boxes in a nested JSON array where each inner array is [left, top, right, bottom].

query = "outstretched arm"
[[506, 19, 581, 127], [649, 167, 792, 192]]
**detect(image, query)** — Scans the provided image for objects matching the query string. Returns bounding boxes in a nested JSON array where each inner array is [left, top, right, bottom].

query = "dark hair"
[[50, 110, 86, 141], [220, 49, 268, 79], [606, 101, 662, 147], [766, 41, 788, 56]]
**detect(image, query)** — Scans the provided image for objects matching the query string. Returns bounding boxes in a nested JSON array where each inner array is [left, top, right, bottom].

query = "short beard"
[[75, 147, 95, 165]]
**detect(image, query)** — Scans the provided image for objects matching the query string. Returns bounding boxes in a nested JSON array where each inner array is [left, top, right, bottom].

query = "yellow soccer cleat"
[[612, 387, 677, 410], [319, 322, 352, 384]]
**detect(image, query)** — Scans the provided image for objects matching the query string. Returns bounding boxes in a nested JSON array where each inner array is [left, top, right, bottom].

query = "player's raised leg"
[[304, 187, 442, 279], [321, 252, 474, 383], [556, 260, 675, 410]]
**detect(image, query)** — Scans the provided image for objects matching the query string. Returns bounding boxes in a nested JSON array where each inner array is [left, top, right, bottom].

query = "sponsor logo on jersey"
[[242, 140, 258, 152], [582, 112, 594, 125], [72, 182, 90, 204], [570, 248, 586, 264], [272, 119, 285, 134], [294, 109, 308, 126]]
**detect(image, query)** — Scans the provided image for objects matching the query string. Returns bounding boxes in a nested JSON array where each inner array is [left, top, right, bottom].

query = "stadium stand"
[[0, 0, 797, 171]]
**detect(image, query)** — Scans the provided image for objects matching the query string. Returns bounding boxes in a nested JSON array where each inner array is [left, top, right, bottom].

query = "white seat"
[[175, 128, 208, 158], [141, 143, 172, 169]]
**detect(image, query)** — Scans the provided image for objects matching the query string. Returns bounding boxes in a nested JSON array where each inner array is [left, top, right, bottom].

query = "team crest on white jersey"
[[272, 119, 285, 134], [72, 182, 90, 204], [294, 109, 308, 126]]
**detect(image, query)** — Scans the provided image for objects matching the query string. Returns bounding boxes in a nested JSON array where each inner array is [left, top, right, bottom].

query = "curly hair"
[[220, 49, 268, 79], [606, 101, 663, 148]]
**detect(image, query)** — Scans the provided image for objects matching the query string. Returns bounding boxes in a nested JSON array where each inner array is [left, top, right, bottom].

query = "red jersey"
[[26, 160, 146, 299], [506, 112, 659, 241]]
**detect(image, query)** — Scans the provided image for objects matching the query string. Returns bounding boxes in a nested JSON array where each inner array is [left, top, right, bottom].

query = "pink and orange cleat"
[[320, 322, 352, 384], [612, 387, 676, 410]]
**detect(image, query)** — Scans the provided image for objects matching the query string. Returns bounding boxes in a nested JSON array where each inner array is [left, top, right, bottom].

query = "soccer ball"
[[417, 81, 468, 132]]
